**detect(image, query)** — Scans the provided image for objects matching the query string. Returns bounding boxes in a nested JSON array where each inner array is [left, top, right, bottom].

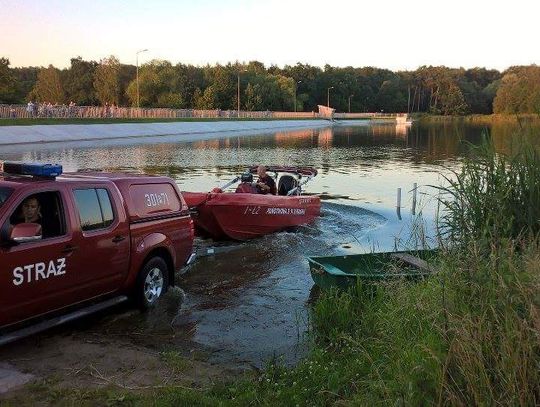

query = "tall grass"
[[437, 138, 540, 249], [439, 241, 540, 405], [434, 138, 540, 405]]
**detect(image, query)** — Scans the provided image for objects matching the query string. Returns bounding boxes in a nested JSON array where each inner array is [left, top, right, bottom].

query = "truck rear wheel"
[[136, 257, 169, 310]]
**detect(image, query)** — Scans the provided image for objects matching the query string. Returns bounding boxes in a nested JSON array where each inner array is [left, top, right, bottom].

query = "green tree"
[[244, 83, 263, 111], [493, 66, 540, 114], [188, 64, 236, 109], [482, 80, 500, 104], [493, 72, 525, 114], [375, 78, 407, 112], [28, 65, 64, 103], [126, 60, 190, 108], [440, 82, 468, 115], [2, 57, 509, 113], [195, 85, 219, 109], [63, 57, 98, 105], [281, 63, 323, 111], [464, 67, 500, 89], [157, 92, 183, 108], [175, 64, 205, 108], [118, 63, 136, 106], [93, 55, 121, 105], [11, 66, 39, 103], [126, 62, 159, 107], [0, 58, 16, 103], [241, 73, 293, 111], [210, 64, 236, 109], [457, 68, 500, 114]]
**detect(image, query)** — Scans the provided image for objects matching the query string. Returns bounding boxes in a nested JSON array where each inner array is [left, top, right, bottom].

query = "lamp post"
[[327, 86, 334, 107], [136, 49, 148, 108], [294, 80, 302, 112], [348, 94, 354, 113]]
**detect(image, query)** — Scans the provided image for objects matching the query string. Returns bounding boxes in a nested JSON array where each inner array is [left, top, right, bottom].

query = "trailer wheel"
[[136, 256, 169, 310]]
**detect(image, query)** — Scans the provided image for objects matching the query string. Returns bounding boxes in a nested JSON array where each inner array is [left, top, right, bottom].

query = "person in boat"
[[235, 172, 258, 193], [256, 165, 277, 195]]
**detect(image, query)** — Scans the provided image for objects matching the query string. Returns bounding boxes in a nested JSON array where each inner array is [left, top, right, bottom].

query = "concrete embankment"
[[0, 120, 358, 146]]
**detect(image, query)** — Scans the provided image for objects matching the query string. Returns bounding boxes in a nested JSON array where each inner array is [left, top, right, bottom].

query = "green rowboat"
[[307, 249, 437, 289]]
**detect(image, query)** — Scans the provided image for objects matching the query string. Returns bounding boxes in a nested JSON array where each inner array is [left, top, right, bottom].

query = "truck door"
[[0, 190, 81, 328], [70, 187, 130, 295]]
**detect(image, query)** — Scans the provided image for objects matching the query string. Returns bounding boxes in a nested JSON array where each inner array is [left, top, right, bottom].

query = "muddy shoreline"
[[0, 300, 244, 398]]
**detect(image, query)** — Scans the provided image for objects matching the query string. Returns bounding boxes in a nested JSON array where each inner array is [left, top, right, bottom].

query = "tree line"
[[1, 56, 539, 114]]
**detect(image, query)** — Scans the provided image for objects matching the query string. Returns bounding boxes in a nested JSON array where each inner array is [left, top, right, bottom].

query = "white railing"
[[0, 104, 317, 120], [0, 104, 407, 121]]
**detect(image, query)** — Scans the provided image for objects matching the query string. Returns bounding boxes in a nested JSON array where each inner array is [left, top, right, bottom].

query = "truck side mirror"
[[10, 223, 42, 243]]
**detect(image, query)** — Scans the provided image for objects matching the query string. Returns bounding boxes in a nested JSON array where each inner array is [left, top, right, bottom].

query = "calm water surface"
[[0, 121, 530, 367]]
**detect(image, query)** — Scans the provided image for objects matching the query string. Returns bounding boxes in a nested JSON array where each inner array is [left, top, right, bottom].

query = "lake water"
[[0, 120, 534, 368]]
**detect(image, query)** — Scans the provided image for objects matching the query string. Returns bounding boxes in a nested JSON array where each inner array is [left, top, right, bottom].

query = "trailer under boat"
[[183, 166, 321, 241]]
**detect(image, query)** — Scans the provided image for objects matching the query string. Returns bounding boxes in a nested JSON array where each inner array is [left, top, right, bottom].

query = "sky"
[[2, 0, 539, 72]]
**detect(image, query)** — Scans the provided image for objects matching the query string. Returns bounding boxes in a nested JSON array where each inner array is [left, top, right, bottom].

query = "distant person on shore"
[[9, 105, 16, 118], [68, 101, 75, 117], [26, 101, 34, 118]]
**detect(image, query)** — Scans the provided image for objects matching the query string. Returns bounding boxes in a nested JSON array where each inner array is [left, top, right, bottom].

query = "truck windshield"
[[0, 187, 13, 208]]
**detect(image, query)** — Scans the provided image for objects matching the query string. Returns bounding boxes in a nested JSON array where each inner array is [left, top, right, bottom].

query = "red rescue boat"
[[183, 166, 321, 240]]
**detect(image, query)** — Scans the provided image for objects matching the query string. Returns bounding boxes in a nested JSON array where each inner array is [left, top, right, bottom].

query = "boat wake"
[[317, 202, 386, 252], [243, 202, 387, 257], [189, 201, 387, 263]]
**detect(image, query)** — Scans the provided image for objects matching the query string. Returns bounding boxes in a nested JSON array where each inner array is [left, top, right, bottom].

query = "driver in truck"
[[9, 196, 43, 237], [17, 196, 42, 225]]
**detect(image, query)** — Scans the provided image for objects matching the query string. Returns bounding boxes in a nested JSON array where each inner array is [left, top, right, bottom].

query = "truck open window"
[[4, 191, 66, 241], [73, 188, 115, 231]]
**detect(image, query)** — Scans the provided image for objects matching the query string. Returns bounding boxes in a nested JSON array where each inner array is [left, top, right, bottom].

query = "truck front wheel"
[[136, 257, 169, 310]]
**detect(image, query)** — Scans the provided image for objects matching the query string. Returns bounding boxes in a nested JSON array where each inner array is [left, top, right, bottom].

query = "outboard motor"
[[278, 174, 299, 196]]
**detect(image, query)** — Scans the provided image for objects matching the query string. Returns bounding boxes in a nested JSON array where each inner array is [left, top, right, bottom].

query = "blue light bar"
[[2, 162, 63, 178]]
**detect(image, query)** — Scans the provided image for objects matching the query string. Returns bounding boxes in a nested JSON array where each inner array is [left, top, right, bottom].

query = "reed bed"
[[437, 139, 540, 248]]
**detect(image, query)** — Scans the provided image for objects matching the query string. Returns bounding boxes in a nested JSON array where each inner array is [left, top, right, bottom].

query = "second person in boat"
[[256, 165, 277, 195]]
